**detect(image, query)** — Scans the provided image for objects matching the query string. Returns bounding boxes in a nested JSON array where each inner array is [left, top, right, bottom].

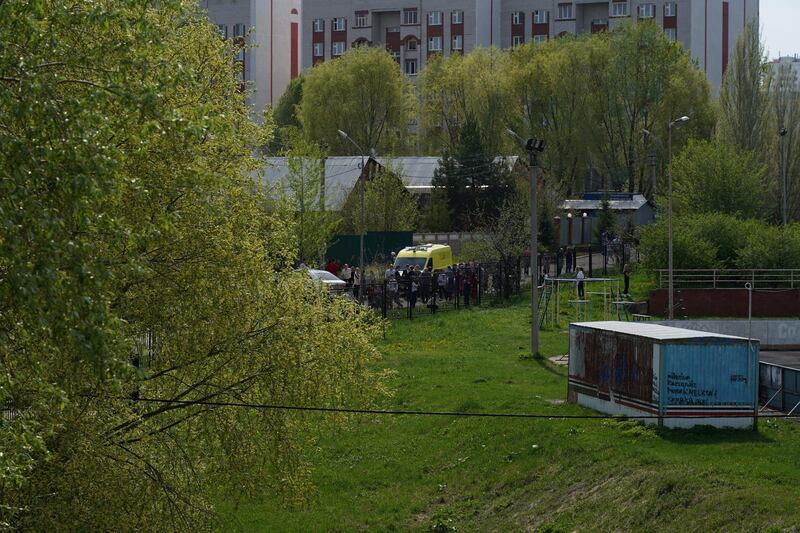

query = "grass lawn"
[[219, 300, 800, 532]]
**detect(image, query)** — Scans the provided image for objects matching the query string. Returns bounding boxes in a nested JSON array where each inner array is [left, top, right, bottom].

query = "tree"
[[339, 161, 419, 233], [769, 62, 800, 222], [431, 117, 514, 230], [421, 188, 453, 232], [0, 2, 383, 529], [419, 47, 512, 154], [595, 196, 617, 242], [671, 139, 767, 218], [718, 19, 770, 152], [505, 35, 600, 196], [593, 21, 712, 193], [298, 46, 415, 155], [280, 135, 341, 263], [269, 74, 304, 151]]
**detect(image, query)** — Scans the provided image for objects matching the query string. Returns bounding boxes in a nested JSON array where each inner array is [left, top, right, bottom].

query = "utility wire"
[[113, 396, 798, 420]]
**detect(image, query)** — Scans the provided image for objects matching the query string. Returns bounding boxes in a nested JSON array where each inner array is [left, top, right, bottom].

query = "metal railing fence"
[[656, 269, 800, 289]]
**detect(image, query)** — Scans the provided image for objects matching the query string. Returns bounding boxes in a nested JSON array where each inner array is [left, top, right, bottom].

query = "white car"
[[307, 269, 349, 296]]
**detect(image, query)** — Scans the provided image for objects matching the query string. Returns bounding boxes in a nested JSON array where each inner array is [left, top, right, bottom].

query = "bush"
[[639, 218, 720, 271], [640, 214, 800, 271], [736, 223, 800, 269]]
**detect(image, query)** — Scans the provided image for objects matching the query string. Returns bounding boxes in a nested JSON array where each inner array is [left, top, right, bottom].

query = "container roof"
[[572, 321, 753, 342]]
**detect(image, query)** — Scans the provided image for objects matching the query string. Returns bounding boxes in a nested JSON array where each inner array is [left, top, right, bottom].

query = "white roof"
[[571, 321, 752, 342], [380, 156, 520, 193], [257, 156, 522, 203], [257, 156, 365, 210], [561, 195, 649, 211]]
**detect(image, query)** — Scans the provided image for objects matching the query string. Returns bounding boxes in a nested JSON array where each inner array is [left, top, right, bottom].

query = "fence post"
[[588, 247, 593, 278], [382, 279, 387, 319], [713, 269, 717, 289]]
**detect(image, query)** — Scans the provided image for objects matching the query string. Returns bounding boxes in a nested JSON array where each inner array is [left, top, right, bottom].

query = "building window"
[[428, 36, 442, 52], [664, 27, 677, 41], [428, 11, 442, 25], [664, 2, 677, 17], [533, 10, 549, 24], [405, 59, 418, 76], [512, 12, 524, 25], [354, 12, 368, 28], [452, 34, 463, 50], [313, 18, 324, 33], [233, 23, 246, 38], [406, 38, 417, 51], [217, 24, 228, 39], [452, 10, 463, 24], [557, 3, 573, 20], [332, 41, 346, 56], [313, 42, 324, 57], [638, 4, 655, 18], [533, 34, 547, 43], [403, 8, 418, 25], [332, 17, 346, 32], [512, 35, 524, 47], [610, 2, 629, 17]]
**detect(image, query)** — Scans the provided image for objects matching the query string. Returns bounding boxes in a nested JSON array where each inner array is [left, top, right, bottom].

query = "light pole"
[[338, 129, 367, 302], [581, 212, 587, 244], [507, 128, 545, 357], [667, 115, 690, 320], [780, 127, 788, 225]]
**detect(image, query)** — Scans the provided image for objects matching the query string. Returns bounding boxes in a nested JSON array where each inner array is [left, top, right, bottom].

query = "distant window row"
[[312, 10, 464, 32], [523, 2, 677, 21], [313, 35, 463, 60]]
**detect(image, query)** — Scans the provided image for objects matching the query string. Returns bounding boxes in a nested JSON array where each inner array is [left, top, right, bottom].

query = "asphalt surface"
[[761, 351, 800, 371]]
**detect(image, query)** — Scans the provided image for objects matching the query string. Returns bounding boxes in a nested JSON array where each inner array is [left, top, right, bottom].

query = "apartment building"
[[202, 1, 758, 116], [200, 0, 302, 118], [305, 1, 757, 88]]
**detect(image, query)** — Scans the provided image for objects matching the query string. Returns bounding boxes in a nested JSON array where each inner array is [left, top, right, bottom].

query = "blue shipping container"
[[568, 322, 759, 429]]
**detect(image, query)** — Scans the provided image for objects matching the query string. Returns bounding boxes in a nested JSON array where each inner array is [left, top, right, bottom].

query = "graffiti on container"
[[730, 374, 748, 383], [666, 372, 718, 406]]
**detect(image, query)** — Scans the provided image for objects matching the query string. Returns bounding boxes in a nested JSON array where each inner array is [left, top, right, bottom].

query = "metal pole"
[[359, 154, 365, 303], [668, 123, 674, 320], [531, 151, 539, 357], [781, 130, 788, 225]]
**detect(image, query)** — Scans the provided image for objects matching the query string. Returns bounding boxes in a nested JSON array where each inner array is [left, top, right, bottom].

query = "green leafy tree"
[[431, 117, 514, 230], [298, 46, 415, 155], [595, 196, 617, 242], [0, 2, 383, 529], [671, 139, 767, 218], [769, 62, 800, 222], [718, 20, 770, 153], [339, 161, 419, 233], [421, 188, 453, 232], [419, 47, 512, 154], [269, 74, 304, 151], [280, 135, 341, 263], [593, 21, 712, 193], [505, 36, 600, 195]]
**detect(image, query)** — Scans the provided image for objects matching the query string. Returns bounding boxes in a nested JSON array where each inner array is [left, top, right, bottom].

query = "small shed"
[[568, 321, 759, 429], [558, 193, 655, 246]]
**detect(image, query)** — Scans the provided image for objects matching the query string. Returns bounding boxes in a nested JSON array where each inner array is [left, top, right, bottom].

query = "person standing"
[[352, 267, 361, 299], [623, 263, 632, 297], [576, 266, 585, 300], [341, 264, 352, 287], [565, 247, 573, 274]]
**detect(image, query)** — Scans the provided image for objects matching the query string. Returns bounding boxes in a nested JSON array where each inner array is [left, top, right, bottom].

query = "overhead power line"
[[111, 396, 797, 421]]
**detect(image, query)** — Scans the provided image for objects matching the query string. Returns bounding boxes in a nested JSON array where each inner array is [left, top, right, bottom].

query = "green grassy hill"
[[219, 302, 800, 532]]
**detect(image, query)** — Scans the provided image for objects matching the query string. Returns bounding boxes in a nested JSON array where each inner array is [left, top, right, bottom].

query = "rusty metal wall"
[[569, 327, 656, 413]]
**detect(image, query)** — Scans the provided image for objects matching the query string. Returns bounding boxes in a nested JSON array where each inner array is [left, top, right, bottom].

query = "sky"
[[761, 0, 800, 58]]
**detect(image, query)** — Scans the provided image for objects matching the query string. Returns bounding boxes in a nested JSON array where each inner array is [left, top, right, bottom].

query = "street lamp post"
[[338, 130, 367, 302], [507, 129, 545, 358], [667, 115, 690, 320], [780, 127, 788, 225]]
